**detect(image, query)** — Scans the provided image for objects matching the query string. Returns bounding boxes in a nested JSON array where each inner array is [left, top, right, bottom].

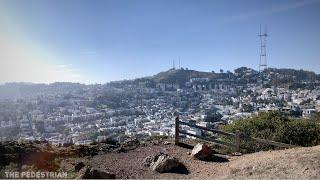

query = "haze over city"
[[2, 1, 320, 179], [0, 0, 320, 84]]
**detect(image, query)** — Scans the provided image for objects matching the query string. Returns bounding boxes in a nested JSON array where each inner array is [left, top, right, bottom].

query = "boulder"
[[143, 155, 155, 167], [89, 168, 116, 179], [77, 166, 90, 179], [143, 153, 162, 167], [77, 166, 115, 179], [152, 154, 183, 173], [74, 162, 86, 172], [118, 138, 140, 152], [144, 153, 187, 173], [191, 143, 213, 160]]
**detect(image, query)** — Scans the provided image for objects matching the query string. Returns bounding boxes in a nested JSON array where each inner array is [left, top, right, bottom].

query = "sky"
[[0, 0, 320, 84]]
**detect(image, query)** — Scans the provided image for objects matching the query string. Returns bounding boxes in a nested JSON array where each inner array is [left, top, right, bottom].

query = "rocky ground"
[[60, 140, 320, 179], [1, 139, 320, 179]]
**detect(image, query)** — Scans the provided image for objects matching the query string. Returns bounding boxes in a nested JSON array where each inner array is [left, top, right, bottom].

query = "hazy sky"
[[0, 0, 320, 84]]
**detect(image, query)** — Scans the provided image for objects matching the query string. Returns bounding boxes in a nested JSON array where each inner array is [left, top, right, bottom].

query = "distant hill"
[[0, 67, 319, 98], [149, 68, 214, 86], [261, 68, 319, 89], [264, 68, 318, 81], [144, 67, 319, 88]]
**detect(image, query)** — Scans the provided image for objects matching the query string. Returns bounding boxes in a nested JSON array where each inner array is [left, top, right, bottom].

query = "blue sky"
[[0, 0, 320, 84]]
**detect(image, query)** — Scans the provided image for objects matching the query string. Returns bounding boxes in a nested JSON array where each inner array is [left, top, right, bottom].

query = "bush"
[[220, 111, 320, 153], [311, 112, 320, 123]]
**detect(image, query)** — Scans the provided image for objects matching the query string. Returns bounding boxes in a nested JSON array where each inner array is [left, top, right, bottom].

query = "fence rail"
[[174, 117, 297, 153], [178, 121, 235, 137], [179, 130, 236, 148], [243, 136, 297, 148]]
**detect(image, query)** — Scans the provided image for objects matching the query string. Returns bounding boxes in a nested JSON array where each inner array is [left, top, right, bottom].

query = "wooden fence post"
[[235, 130, 240, 153], [175, 116, 179, 145]]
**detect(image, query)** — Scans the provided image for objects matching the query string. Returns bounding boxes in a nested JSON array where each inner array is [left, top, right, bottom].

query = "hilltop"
[[0, 67, 319, 100], [149, 68, 214, 86], [147, 67, 320, 87], [1, 139, 319, 179], [1, 67, 319, 89], [60, 141, 320, 179]]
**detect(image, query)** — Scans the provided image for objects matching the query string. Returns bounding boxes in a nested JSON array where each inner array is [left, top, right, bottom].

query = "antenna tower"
[[258, 25, 268, 73], [172, 59, 175, 69]]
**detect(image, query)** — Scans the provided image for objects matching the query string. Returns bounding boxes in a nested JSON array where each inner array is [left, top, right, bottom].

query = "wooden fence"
[[174, 117, 297, 153]]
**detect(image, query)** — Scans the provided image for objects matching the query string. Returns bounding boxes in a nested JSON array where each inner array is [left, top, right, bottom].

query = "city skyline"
[[1, 0, 320, 84]]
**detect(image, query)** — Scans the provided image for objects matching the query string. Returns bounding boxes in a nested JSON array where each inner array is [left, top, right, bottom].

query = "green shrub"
[[220, 111, 320, 153]]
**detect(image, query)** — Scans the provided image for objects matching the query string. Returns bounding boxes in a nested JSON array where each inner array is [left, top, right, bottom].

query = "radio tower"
[[172, 59, 176, 70], [258, 25, 268, 73]]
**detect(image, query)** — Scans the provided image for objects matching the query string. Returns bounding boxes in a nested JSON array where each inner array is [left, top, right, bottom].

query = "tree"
[[311, 112, 320, 123], [204, 112, 223, 122], [220, 111, 320, 153], [220, 69, 224, 73], [241, 104, 254, 112]]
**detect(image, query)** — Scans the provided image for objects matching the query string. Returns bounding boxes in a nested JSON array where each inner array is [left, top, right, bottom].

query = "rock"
[[144, 153, 187, 173], [151, 140, 160, 145], [123, 138, 140, 147], [187, 152, 191, 155], [99, 144, 117, 153], [77, 166, 91, 179], [143, 153, 163, 167], [163, 141, 171, 145], [143, 155, 155, 167], [191, 143, 213, 160], [74, 162, 86, 172], [119, 138, 140, 152], [232, 152, 242, 156], [152, 154, 182, 173], [89, 168, 116, 179], [139, 141, 148, 147], [77, 166, 115, 179]]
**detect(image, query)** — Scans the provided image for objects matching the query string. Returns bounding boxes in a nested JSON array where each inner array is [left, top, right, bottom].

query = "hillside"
[[225, 145, 320, 179], [60, 142, 320, 179], [1, 140, 319, 179], [1, 67, 319, 98], [70, 142, 320, 179], [149, 68, 215, 86], [145, 67, 320, 88]]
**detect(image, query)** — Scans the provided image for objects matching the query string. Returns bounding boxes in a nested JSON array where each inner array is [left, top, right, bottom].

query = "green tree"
[[221, 111, 320, 153]]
